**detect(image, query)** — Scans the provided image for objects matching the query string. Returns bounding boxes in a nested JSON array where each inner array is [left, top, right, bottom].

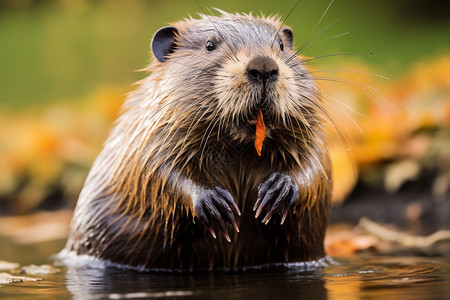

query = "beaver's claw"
[[194, 186, 241, 242], [254, 172, 299, 224]]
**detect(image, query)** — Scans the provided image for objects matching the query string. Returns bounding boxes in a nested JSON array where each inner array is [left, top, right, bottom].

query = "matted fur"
[[63, 11, 332, 271]]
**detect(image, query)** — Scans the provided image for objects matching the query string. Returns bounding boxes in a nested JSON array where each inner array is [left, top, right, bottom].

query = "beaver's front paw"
[[194, 187, 241, 242], [254, 172, 299, 224]]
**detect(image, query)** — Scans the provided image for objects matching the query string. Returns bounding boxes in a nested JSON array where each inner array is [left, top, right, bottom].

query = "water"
[[1, 236, 449, 299]]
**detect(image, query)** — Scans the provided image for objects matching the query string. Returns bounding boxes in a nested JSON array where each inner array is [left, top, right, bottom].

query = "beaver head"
[[149, 11, 321, 152]]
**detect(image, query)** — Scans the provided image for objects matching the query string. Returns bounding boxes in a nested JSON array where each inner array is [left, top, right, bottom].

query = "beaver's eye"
[[205, 40, 216, 52], [279, 39, 284, 51]]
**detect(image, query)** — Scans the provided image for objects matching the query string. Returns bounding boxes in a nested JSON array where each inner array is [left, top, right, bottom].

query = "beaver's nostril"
[[248, 69, 262, 81], [269, 69, 279, 81]]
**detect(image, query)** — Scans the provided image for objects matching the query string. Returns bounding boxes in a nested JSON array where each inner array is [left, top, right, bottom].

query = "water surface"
[[1, 236, 449, 299]]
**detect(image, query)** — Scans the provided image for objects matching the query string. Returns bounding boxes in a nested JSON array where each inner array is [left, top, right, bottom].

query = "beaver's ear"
[[151, 26, 179, 62], [281, 27, 293, 49]]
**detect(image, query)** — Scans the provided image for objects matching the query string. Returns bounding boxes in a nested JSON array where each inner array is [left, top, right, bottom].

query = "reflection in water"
[[65, 264, 328, 299], [63, 256, 450, 299], [324, 257, 450, 300]]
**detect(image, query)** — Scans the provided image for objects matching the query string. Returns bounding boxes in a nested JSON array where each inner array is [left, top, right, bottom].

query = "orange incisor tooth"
[[255, 107, 266, 156]]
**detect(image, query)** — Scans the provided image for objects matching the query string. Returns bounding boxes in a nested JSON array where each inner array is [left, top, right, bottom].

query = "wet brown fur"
[[64, 11, 331, 271]]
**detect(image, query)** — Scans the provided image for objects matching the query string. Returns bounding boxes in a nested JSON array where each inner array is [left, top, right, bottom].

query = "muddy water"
[[0, 236, 449, 299]]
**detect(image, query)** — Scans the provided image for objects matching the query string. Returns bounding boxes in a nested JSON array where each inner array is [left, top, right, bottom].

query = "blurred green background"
[[1, 0, 449, 109]]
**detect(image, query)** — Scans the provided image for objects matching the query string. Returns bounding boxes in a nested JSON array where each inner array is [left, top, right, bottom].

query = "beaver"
[[62, 11, 332, 271]]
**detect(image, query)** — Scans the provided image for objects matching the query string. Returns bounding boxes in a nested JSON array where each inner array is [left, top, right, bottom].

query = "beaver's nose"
[[246, 56, 279, 82]]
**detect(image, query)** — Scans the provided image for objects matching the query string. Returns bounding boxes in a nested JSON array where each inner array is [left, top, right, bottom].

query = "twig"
[[358, 217, 450, 248]]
